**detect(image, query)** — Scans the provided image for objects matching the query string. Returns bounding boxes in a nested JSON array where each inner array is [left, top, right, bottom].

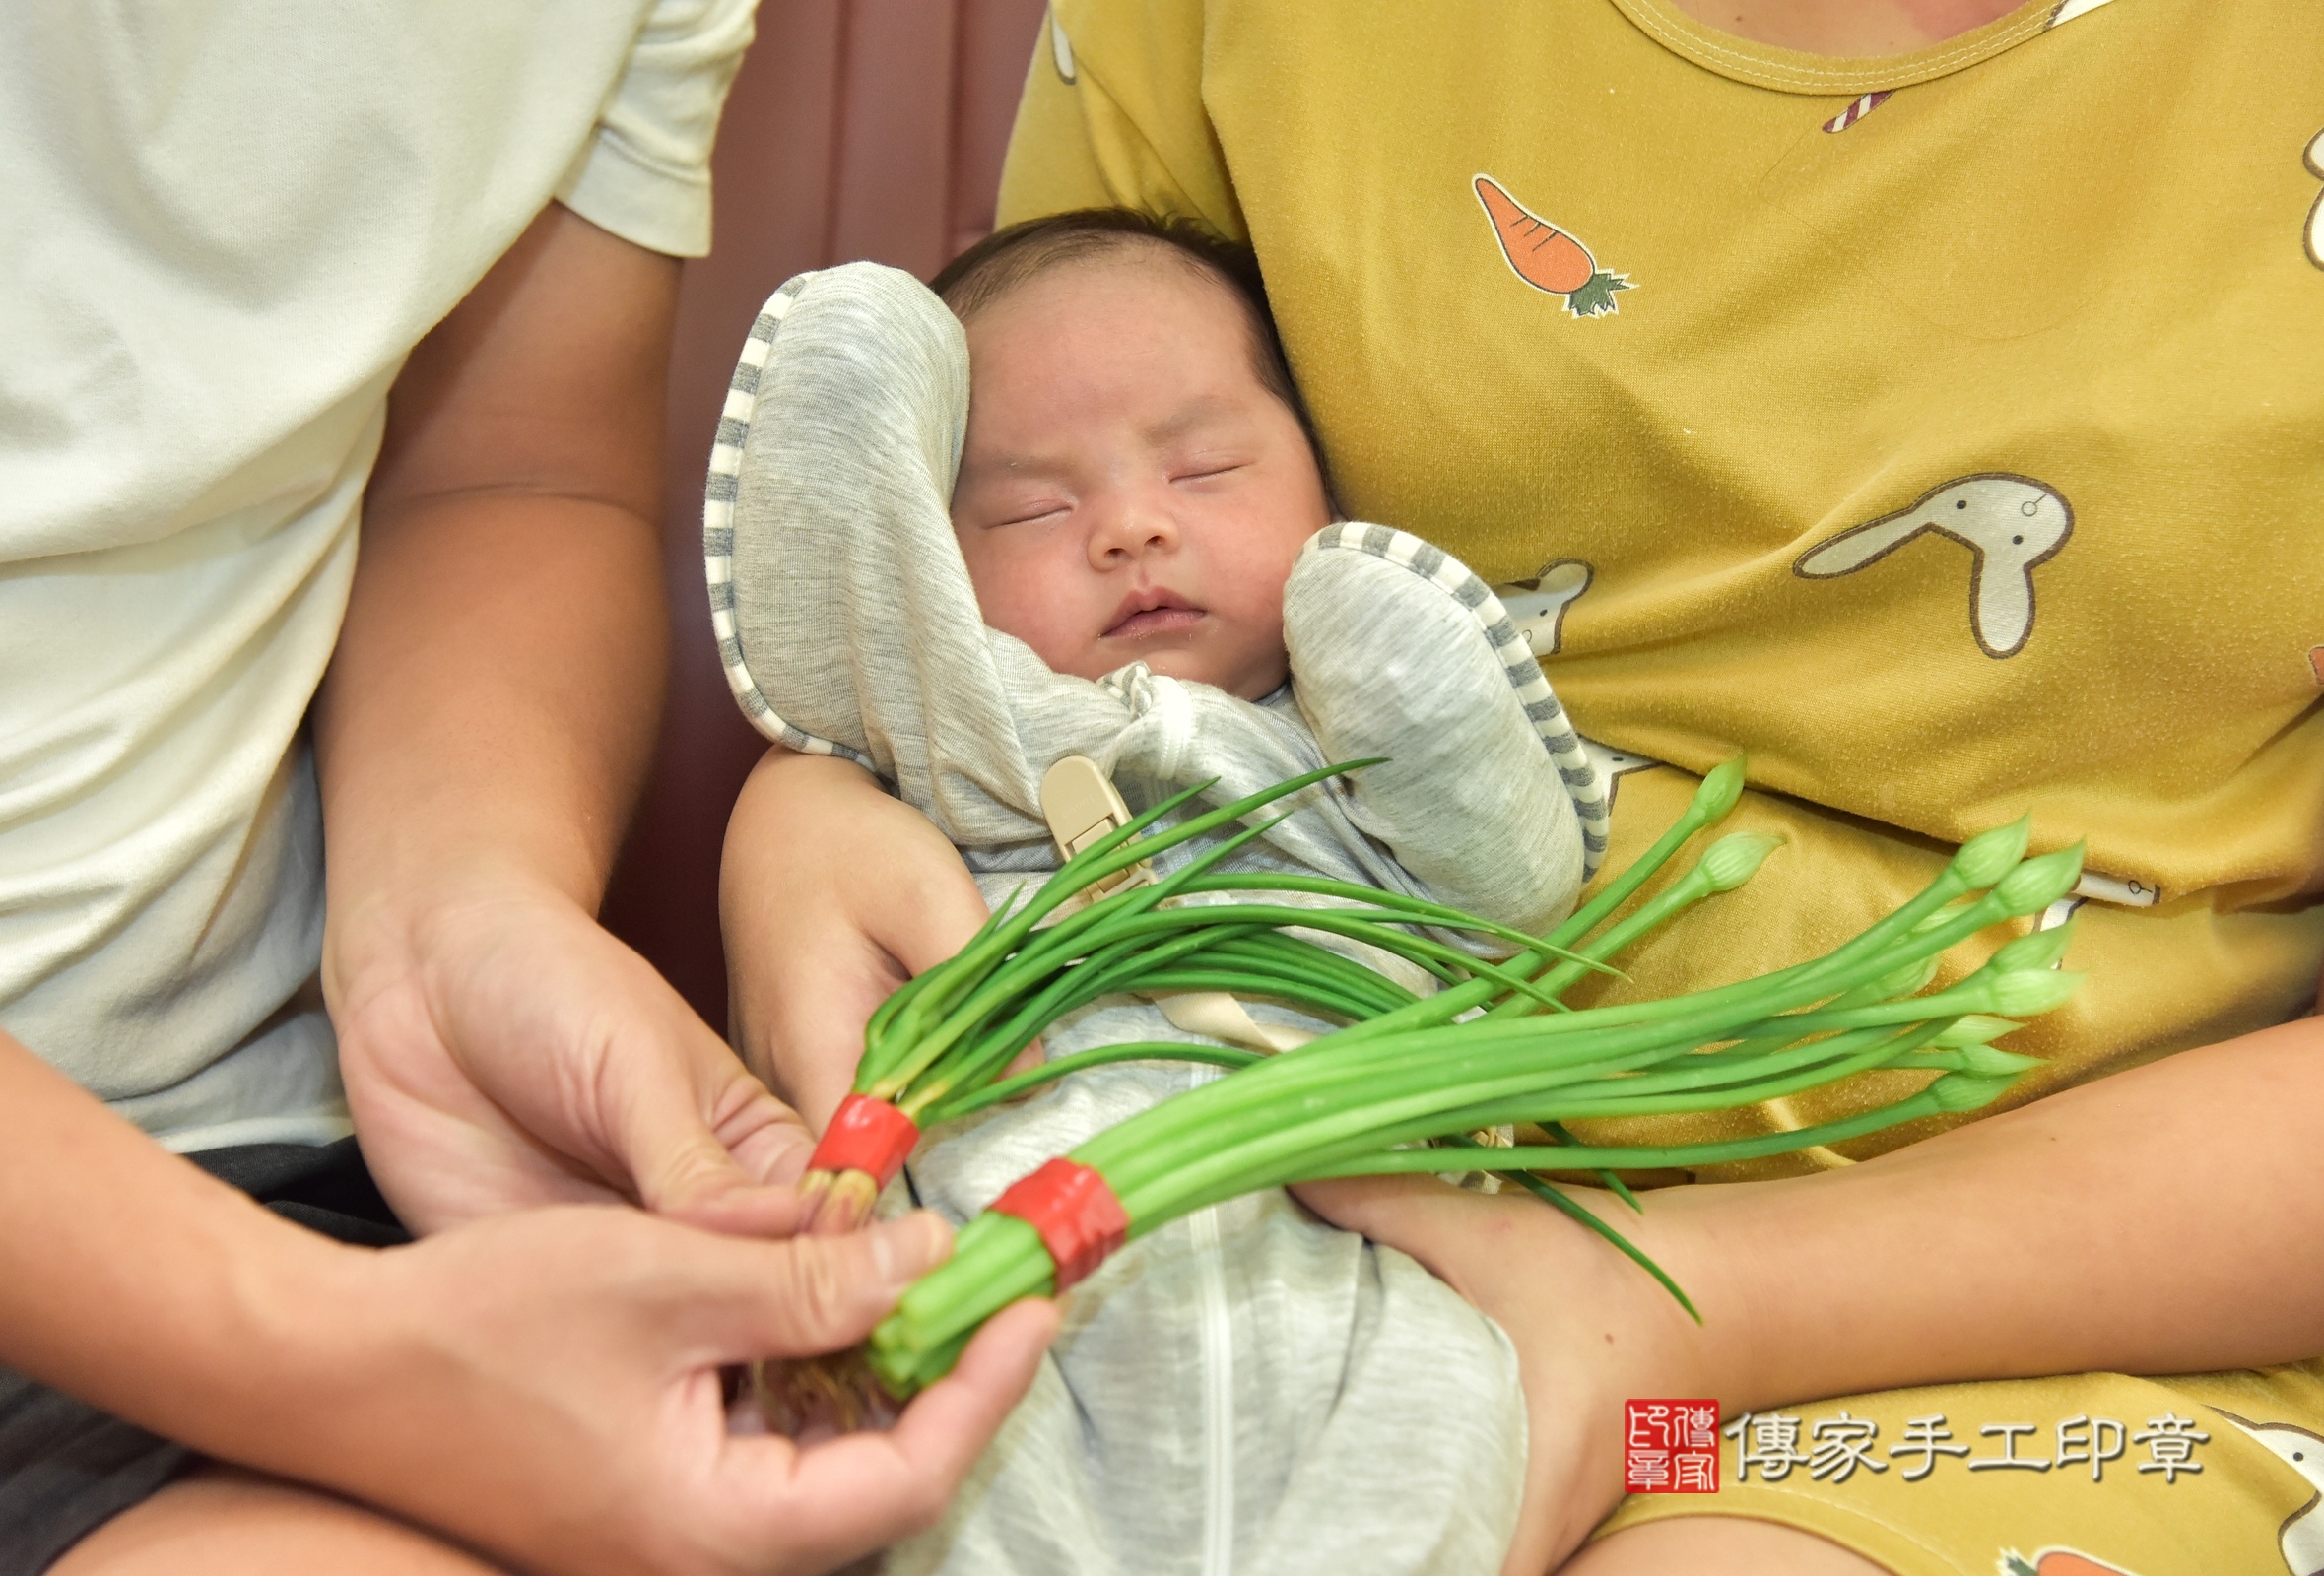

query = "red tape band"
[[807, 1095, 920, 1184], [989, 1158, 1130, 1292]]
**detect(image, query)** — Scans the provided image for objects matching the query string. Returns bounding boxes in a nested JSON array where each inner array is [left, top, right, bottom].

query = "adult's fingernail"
[[867, 1211, 950, 1288]]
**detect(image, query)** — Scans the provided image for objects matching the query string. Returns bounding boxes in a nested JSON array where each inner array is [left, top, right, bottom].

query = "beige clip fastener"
[[1037, 756, 1314, 1055], [1461, 1124, 1515, 1195], [1150, 990, 1318, 1055], [1039, 755, 1152, 907]]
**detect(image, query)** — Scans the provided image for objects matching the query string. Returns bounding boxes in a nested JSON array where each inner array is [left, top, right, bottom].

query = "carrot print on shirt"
[[1474, 175, 1632, 317]]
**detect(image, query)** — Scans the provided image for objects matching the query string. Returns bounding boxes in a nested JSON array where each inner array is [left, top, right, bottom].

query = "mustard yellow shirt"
[[999, 0, 2324, 1175]]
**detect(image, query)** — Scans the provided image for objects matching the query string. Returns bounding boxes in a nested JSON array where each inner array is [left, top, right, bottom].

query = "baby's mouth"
[[1104, 589, 1205, 640]]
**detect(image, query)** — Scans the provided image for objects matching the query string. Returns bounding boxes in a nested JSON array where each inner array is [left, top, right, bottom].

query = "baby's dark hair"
[[930, 208, 1334, 495]]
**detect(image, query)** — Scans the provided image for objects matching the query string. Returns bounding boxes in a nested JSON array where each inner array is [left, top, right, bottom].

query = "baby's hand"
[[721, 749, 990, 1131], [1286, 527, 1591, 937]]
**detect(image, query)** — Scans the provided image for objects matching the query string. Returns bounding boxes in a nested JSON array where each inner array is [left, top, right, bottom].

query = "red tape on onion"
[[989, 1158, 1130, 1291], [806, 1094, 920, 1184]]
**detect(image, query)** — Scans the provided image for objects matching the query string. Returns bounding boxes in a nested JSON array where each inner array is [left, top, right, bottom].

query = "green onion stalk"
[[851, 763, 2086, 1400], [792, 758, 1625, 1232]]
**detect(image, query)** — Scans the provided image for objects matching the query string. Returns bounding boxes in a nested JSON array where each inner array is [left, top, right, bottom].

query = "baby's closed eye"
[[1166, 441, 1260, 486], [992, 500, 1071, 527], [961, 487, 1073, 529], [1171, 461, 1249, 485]]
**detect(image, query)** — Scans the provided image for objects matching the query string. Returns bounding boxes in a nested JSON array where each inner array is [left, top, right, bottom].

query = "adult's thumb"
[[733, 1211, 955, 1360]]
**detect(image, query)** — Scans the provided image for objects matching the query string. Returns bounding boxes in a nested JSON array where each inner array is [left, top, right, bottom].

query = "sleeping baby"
[[707, 209, 1610, 1576]]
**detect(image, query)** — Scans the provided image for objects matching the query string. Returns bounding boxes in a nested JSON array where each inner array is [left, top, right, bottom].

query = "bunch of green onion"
[[839, 758, 2086, 1399], [795, 758, 1621, 1230]]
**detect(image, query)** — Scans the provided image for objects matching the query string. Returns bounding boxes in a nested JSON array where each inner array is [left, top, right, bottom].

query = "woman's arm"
[[1299, 1000, 2324, 1574], [315, 202, 808, 1233]]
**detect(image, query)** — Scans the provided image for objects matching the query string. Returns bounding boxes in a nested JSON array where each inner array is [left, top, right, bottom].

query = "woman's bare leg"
[[50, 1464, 501, 1576], [1561, 1517, 1889, 1575]]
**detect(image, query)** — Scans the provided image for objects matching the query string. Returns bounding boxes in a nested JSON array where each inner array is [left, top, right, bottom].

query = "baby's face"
[[949, 255, 1331, 700]]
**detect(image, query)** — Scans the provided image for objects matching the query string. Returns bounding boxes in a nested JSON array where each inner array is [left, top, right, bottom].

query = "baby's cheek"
[[984, 575, 1109, 678], [957, 534, 1039, 632]]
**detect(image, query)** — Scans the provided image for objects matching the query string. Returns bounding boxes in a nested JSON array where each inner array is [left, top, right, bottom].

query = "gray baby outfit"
[[707, 263, 1610, 1576]]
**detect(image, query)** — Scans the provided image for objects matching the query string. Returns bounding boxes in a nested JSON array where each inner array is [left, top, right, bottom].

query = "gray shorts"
[[0, 1140, 404, 1574]]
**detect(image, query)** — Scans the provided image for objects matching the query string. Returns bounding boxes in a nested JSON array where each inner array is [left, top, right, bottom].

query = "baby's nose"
[[1087, 497, 1180, 564]]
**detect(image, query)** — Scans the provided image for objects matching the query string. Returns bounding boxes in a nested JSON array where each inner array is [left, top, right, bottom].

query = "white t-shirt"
[[0, 1, 753, 1151]]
